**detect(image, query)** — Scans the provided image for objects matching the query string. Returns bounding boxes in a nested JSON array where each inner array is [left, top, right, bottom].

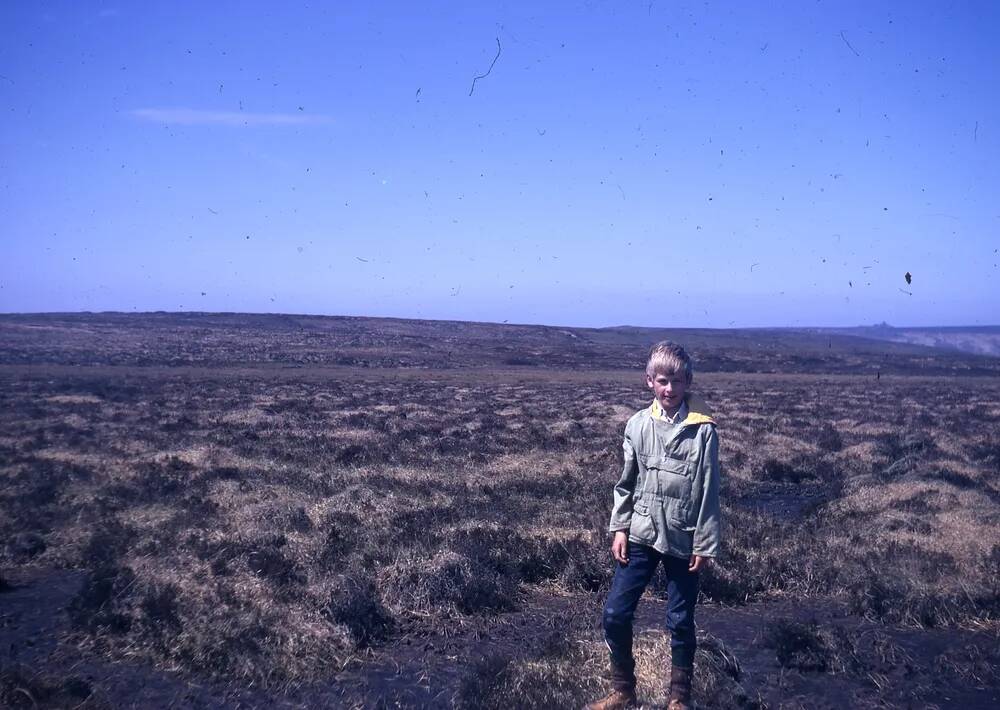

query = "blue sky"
[[1, 1, 997, 327]]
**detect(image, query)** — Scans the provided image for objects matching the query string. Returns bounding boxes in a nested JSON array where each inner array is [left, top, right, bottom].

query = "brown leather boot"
[[583, 661, 637, 710], [583, 686, 636, 710], [666, 665, 693, 710]]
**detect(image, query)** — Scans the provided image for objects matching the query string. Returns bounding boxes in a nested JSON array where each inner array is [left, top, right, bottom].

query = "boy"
[[585, 341, 721, 710]]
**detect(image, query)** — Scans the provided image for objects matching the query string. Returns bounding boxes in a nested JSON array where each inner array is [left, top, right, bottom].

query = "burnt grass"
[[1, 313, 999, 708]]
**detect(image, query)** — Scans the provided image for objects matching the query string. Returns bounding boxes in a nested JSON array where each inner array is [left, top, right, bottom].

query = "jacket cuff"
[[692, 544, 718, 557], [608, 518, 631, 533]]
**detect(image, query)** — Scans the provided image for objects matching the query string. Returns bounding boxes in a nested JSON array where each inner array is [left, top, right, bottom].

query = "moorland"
[[1, 312, 998, 709]]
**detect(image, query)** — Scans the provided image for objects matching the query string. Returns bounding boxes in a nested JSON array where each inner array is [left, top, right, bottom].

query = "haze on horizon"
[[1, 1, 998, 330]]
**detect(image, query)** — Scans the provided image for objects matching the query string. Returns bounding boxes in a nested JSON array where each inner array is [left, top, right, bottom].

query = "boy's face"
[[646, 368, 689, 414]]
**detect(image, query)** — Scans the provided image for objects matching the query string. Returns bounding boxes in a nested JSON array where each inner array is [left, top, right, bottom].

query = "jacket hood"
[[683, 393, 715, 425]]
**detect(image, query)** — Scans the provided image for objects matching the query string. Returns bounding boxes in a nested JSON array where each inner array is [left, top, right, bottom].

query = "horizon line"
[[1, 310, 998, 332]]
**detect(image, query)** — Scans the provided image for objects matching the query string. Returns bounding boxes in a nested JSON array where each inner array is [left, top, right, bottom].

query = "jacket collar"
[[651, 398, 687, 423], [650, 393, 714, 426]]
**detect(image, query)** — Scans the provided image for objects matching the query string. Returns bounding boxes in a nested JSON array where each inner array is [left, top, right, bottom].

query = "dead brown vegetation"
[[1, 313, 998, 708]]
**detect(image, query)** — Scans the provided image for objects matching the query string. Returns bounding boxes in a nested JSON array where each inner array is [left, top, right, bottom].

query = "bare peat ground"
[[1, 313, 999, 708]]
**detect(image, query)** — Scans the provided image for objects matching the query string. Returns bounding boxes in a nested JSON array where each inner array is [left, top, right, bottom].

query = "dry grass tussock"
[[455, 629, 759, 710]]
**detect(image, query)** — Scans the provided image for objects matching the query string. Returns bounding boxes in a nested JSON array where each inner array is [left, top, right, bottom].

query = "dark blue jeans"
[[602, 541, 699, 684]]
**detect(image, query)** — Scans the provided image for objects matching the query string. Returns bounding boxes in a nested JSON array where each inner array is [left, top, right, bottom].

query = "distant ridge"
[[819, 324, 1000, 358], [2, 312, 999, 375]]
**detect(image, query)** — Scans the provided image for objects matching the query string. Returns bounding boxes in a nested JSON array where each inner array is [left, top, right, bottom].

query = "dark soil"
[[2, 568, 996, 708]]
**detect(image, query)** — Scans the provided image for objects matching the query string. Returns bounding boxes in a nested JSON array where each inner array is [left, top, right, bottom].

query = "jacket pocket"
[[665, 497, 697, 533], [630, 499, 657, 543], [641, 452, 693, 501]]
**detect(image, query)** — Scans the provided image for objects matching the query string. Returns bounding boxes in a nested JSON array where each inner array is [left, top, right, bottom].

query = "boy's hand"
[[611, 531, 629, 564], [688, 555, 711, 573]]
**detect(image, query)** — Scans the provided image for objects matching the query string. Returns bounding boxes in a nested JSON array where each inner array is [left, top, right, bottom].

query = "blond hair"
[[646, 341, 693, 382]]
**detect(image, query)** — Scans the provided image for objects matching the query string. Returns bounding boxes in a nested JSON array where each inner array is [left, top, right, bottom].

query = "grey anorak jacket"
[[609, 393, 721, 559]]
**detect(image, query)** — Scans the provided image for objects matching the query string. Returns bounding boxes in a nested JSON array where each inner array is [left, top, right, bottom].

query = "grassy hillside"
[[2, 312, 998, 375], [1, 313, 997, 708], [823, 324, 1000, 358]]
